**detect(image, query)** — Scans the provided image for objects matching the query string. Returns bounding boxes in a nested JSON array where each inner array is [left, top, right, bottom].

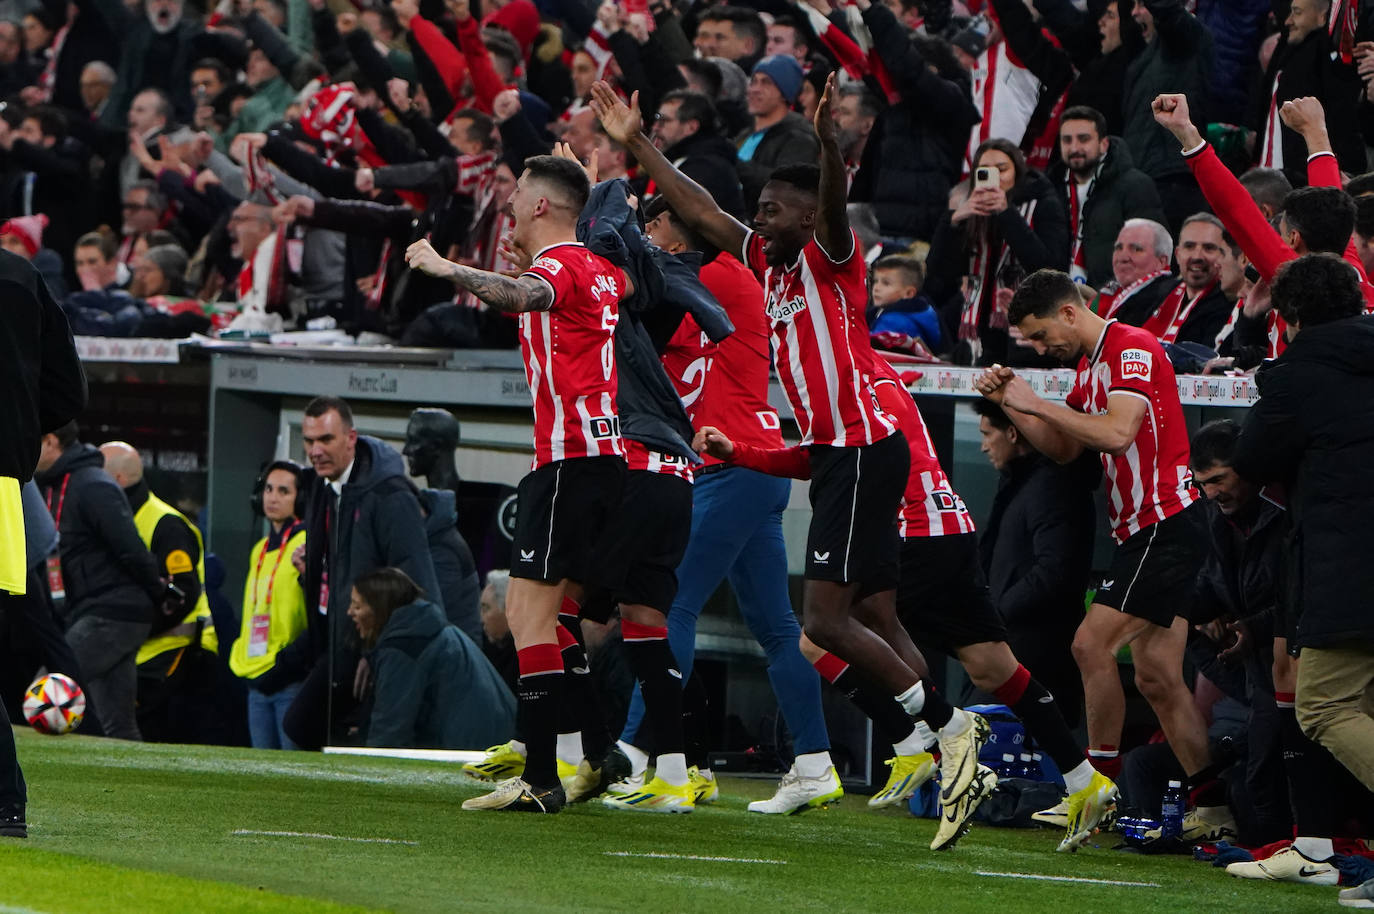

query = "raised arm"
[[589, 80, 748, 258], [404, 239, 553, 312], [813, 72, 852, 261]]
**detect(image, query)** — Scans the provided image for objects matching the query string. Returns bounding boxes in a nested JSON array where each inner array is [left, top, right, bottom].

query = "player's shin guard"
[[995, 664, 1084, 776], [517, 643, 564, 789], [813, 650, 921, 746], [623, 620, 686, 784]]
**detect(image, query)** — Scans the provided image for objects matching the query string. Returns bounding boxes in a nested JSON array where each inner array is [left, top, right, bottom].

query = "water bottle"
[[1160, 780, 1185, 838], [999, 753, 1016, 778]]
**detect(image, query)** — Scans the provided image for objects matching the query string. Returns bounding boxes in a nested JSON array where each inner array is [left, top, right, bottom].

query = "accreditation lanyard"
[[44, 475, 70, 599]]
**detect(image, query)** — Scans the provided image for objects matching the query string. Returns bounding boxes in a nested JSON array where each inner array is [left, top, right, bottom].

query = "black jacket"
[[1, 249, 85, 483], [34, 444, 163, 625], [1048, 139, 1166, 288], [1190, 494, 1288, 628], [1233, 315, 1374, 648], [1250, 27, 1365, 188], [734, 112, 820, 219], [664, 130, 747, 221], [1037, 0, 1146, 136], [852, 1, 979, 243], [282, 437, 443, 683], [419, 487, 481, 646], [1121, 0, 1213, 181], [978, 453, 1097, 631]]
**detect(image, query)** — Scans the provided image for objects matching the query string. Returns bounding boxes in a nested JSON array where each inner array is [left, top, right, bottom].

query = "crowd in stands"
[[0, 0, 1363, 367]]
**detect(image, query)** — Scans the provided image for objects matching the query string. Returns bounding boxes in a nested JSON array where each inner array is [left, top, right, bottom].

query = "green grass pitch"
[[0, 728, 1338, 913]]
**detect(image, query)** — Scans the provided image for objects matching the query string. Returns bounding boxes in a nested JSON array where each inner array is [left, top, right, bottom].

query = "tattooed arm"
[[404, 239, 553, 313]]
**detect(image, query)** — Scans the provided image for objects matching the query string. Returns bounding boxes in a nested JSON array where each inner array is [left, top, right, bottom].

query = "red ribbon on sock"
[[621, 620, 667, 641], [556, 624, 579, 651], [993, 664, 1031, 706], [812, 651, 850, 684], [517, 643, 564, 677]]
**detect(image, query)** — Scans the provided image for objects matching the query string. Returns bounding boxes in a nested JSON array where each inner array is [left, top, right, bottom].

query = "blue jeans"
[[621, 467, 829, 755], [248, 680, 304, 750]]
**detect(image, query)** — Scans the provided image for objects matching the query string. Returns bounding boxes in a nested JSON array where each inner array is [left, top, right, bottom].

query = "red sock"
[[1087, 746, 1122, 780], [811, 650, 850, 685], [992, 664, 1032, 705]]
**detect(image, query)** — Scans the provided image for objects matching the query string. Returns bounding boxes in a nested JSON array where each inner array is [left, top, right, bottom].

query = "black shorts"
[[1094, 501, 1208, 627], [582, 469, 694, 620], [805, 431, 908, 591], [510, 456, 626, 584], [896, 532, 1009, 656]]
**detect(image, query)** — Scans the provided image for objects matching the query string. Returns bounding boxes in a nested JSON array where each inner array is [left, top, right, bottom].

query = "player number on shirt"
[[678, 356, 713, 409]]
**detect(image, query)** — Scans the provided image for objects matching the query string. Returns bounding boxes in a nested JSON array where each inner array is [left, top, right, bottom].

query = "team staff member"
[[281, 396, 442, 751], [591, 76, 989, 822], [36, 424, 166, 742], [230, 461, 309, 750], [976, 269, 1224, 839], [0, 244, 86, 838], [407, 155, 628, 814]]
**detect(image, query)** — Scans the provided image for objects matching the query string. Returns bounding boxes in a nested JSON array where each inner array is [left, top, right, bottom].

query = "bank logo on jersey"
[[767, 293, 807, 323], [532, 256, 563, 275], [1120, 348, 1152, 380]]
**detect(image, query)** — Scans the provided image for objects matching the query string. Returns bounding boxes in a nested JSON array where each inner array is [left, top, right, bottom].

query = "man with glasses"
[[118, 181, 166, 265], [649, 90, 745, 219]]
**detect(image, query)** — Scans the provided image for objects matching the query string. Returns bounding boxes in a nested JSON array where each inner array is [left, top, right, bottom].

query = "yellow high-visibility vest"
[[0, 477, 23, 596], [133, 492, 217, 666], [228, 525, 308, 680]]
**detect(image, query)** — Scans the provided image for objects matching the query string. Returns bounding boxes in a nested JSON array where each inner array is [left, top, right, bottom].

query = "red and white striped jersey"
[[741, 229, 896, 447], [870, 360, 976, 539], [1066, 321, 1196, 543], [661, 254, 783, 467], [624, 438, 694, 482], [520, 242, 626, 469]]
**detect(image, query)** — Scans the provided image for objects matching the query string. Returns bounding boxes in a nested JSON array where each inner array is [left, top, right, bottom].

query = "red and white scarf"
[[1143, 279, 1216, 343], [958, 197, 1038, 342], [1066, 163, 1103, 281], [1100, 269, 1170, 320]]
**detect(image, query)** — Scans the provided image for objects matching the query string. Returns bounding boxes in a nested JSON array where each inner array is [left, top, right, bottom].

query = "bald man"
[[100, 442, 217, 742]]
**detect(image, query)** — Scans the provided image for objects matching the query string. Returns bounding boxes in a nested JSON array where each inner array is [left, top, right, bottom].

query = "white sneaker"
[[1031, 797, 1069, 828], [930, 764, 997, 851], [1225, 845, 1338, 884], [746, 765, 843, 814], [938, 712, 991, 803]]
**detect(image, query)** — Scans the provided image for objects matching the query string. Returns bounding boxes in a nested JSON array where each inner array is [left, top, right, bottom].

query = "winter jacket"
[[869, 295, 943, 352], [1048, 139, 1166, 288], [1121, 0, 1213, 181], [282, 437, 443, 684], [978, 453, 1097, 632], [853, 1, 979, 243], [0, 249, 85, 484], [33, 444, 163, 625], [1233, 315, 1374, 649], [734, 112, 820, 218], [1190, 494, 1288, 629], [365, 599, 516, 749], [1249, 28, 1366, 187], [1196, 0, 1271, 119], [1036, 0, 1146, 137], [579, 178, 732, 462], [663, 130, 747, 221], [927, 169, 1070, 365], [418, 488, 481, 645]]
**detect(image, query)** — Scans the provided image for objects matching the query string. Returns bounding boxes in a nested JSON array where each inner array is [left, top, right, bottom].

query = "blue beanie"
[[751, 54, 804, 105]]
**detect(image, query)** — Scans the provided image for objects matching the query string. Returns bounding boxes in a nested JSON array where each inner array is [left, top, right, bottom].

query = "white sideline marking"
[[0, 905, 53, 914], [605, 851, 786, 865], [975, 871, 1160, 888], [322, 746, 485, 764], [232, 829, 417, 846]]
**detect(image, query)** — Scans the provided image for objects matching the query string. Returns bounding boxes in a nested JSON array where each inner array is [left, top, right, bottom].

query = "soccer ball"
[[23, 673, 85, 735]]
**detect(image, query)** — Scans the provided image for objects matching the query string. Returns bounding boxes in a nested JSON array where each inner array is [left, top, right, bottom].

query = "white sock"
[[1062, 760, 1096, 794], [655, 752, 688, 786], [1294, 836, 1335, 861], [509, 739, 527, 757], [617, 739, 650, 776], [794, 751, 833, 779], [938, 708, 971, 739], [556, 732, 583, 767], [914, 721, 938, 750], [892, 726, 926, 757], [895, 681, 926, 716]]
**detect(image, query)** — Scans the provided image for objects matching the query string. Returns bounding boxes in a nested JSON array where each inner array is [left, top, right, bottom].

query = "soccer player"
[[406, 155, 627, 813], [701, 355, 1117, 851], [590, 75, 989, 820], [975, 269, 1225, 838]]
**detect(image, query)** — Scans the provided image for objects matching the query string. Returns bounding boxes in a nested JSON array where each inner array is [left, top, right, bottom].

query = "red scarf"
[[1100, 269, 1170, 319], [1143, 279, 1217, 343]]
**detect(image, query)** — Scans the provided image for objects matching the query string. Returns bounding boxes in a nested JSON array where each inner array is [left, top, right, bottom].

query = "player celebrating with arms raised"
[[976, 270, 1229, 839], [406, 155, 627, 814], [589, 75, 990, 819]]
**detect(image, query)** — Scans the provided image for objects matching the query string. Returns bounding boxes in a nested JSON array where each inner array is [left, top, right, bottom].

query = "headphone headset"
[[250, 459, 307, 519]]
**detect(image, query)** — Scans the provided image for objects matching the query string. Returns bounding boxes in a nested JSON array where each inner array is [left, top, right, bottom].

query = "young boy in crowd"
[[868, 254, 942, 357]]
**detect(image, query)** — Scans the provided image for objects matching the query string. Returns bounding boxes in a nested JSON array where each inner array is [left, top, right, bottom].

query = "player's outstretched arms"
[[405, 239, 553, 313]]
